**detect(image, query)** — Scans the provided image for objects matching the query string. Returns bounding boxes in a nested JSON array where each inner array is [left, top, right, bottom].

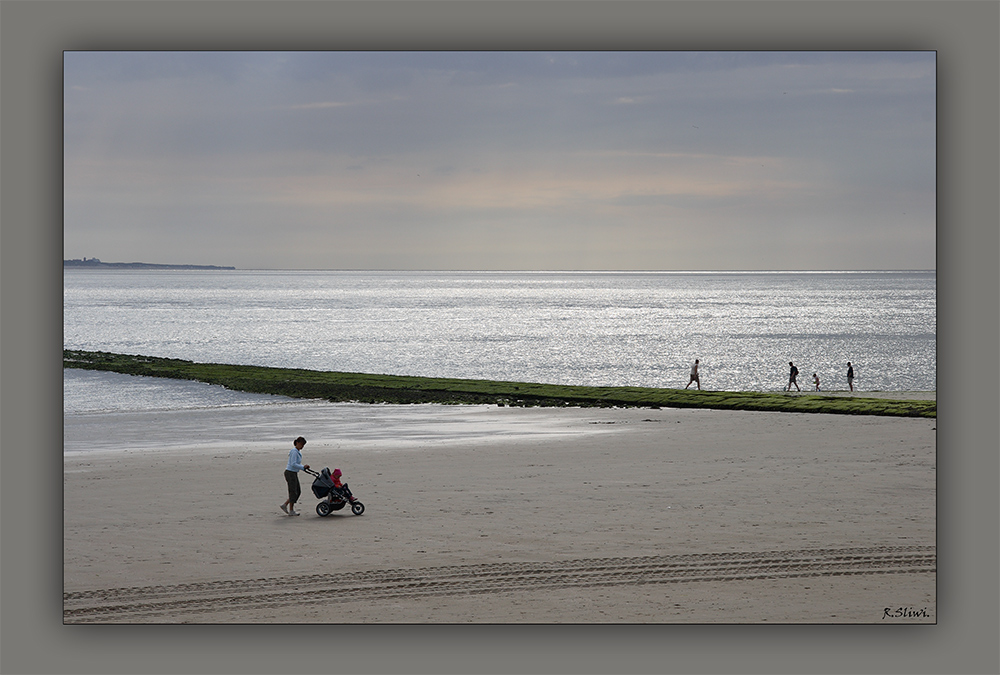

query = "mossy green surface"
[[63, 350, 936, 418]]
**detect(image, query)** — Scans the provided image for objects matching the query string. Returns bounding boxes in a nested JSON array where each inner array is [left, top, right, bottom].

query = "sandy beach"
[[63, 400, 936, 623]]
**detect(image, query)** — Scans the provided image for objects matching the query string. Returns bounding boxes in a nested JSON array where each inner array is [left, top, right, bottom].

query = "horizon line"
[[64, 263, 936, 274]]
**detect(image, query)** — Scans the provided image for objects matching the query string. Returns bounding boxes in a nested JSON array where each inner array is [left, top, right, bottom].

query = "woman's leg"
[[283, 470, 298, 513], [289, 473, 302, 514]]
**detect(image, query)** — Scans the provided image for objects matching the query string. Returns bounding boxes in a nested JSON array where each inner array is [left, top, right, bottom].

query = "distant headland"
[[64, 258, 236, 270]]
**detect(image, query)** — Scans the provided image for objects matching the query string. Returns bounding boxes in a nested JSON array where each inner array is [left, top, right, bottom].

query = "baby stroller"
[[304, 467, 365, 517]]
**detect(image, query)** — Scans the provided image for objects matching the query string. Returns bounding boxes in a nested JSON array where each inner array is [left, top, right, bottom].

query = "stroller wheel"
[[316, 501, 332, 517], [351, 501, 365, 516]]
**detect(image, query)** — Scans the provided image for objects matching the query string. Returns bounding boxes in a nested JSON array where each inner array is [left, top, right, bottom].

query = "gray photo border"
[[2, 1, 998, 674]]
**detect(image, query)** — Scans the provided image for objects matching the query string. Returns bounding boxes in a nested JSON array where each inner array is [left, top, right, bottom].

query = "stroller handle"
[[302, 467, 320, 477]]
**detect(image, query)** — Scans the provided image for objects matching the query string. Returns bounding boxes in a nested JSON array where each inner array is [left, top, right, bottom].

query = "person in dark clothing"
[[785, 362, 800, 392]]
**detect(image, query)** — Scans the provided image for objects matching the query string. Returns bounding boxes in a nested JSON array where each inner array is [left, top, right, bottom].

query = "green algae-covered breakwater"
[[63, 350, 936, 418]]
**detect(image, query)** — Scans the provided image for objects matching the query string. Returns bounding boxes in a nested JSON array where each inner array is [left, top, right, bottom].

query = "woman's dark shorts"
[[284, 469, 301, 503]]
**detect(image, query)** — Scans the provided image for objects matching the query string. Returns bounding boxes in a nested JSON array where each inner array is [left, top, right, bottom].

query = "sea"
[[64, 269, 935, 417]]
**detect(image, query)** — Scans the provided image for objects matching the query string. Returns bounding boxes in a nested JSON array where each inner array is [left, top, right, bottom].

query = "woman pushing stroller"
[[280, 436, 310, 516]]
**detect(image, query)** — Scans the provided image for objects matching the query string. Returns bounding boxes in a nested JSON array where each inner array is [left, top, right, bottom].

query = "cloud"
[[63, 51, 936, 270], [284, 101, 353, 110]]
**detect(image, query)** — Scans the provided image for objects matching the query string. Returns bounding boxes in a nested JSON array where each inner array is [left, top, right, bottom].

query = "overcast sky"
[[64, 51, 935, 271]]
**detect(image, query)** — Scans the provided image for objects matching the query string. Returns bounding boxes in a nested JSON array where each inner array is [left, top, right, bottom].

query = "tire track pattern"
[[64, 545, 934, 622]]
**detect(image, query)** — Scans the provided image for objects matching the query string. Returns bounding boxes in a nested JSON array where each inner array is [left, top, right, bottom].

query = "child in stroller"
[[330, 468, 345, 494], [305, 467, 365, 517]]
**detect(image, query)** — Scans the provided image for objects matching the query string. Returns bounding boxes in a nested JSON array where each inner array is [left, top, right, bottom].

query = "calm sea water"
[[64, 270, 935, 413]]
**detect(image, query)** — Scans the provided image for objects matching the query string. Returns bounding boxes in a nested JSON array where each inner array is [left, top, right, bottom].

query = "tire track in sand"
[[64, 545, 935, 622]]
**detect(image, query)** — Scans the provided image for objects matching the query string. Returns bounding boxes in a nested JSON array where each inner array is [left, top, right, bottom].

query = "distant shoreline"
[[63, 264, 933, 273], [64, 259, 235, 270]]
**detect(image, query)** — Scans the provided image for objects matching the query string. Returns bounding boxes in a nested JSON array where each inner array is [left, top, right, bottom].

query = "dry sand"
[[63, 401, 936, 623]]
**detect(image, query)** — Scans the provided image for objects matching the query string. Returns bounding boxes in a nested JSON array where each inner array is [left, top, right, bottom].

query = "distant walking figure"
[[785, 362, 800, 392], [813, 373, 821, 391], [847, 362, 855, 392], [685, 359, 701, 390]]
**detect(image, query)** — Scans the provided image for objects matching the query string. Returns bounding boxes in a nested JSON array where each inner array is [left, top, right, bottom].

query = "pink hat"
[[332, 469, 342, 476]]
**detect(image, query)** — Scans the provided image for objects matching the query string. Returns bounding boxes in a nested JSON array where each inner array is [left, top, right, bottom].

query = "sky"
[[63, 51, 936, 271]]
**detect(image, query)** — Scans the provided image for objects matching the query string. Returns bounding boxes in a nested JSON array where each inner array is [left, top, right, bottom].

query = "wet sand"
[[63, 402, 936, 623]]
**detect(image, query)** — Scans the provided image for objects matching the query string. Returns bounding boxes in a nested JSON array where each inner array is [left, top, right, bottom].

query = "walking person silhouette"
[[785, 362, 800, 392], [685, 359, 701, 390]]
